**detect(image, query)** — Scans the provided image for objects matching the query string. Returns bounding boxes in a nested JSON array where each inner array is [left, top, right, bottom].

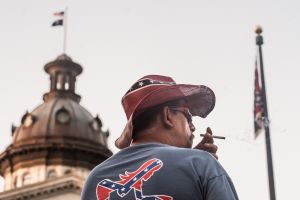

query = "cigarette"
[[200, 134, 226, 140]]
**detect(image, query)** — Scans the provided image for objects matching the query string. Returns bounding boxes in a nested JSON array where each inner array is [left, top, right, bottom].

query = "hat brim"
[[115, 84, 215, 149]]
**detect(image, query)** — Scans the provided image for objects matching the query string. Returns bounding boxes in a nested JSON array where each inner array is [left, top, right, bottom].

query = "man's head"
[[132, 99, 196, 148], [115, 75, 215, 149]]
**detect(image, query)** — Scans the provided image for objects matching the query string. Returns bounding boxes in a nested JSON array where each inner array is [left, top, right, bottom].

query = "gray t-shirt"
[[81, 143, 238, 200]]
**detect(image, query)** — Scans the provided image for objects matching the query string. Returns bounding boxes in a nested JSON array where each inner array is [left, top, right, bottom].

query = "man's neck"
[[132, 129, 172, 146]]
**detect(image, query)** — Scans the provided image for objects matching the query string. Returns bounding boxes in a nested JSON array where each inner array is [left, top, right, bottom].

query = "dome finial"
[[255, 25, 263, 35], [56, 53, 72, 61]]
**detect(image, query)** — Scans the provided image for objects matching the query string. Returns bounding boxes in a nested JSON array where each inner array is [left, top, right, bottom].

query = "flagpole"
[[255, 26, 276, 200], [63, 7, 68, 54]]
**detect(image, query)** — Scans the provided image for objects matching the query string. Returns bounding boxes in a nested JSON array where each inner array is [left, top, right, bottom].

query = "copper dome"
[[12, 97, 110, 153]]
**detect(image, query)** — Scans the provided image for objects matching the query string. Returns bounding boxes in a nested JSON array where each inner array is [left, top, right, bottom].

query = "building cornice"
[[0, 175, 84, 200]]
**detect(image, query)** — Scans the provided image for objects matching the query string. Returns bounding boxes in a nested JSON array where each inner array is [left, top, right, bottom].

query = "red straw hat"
[[115, 75, 216, 149]]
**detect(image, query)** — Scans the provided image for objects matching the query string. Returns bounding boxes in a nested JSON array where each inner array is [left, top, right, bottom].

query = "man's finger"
[[207, 127, 212, 134], [200, 128, 214, 144], [203, 143, 218, 153]]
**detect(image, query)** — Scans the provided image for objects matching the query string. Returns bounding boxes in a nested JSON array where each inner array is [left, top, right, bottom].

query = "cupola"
[[0, 55, 112, 192]]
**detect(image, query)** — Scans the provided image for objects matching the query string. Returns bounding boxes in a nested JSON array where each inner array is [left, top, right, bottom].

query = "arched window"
[[56, 107, 71, 124], [22, 172, 32, 186], [48, 170, 57, 179], [56, 73, 64, 90], [64, 74, 70, 90], [64, 169, 72, 175], [13, 176, 18, 188]]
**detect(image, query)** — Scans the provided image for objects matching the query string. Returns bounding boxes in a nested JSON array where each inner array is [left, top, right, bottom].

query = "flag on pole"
[[254, 58, 264, 138], [52, 19, 63, 26], [52, 11, 64, 26], [51, 8, 68, 53], [54, 11, 64, 16]]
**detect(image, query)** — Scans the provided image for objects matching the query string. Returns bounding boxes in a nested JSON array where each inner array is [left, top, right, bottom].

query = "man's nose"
[[189, 122, 196, 133]]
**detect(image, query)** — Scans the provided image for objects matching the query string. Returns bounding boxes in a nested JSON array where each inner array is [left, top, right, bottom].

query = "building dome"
[[0, 55, 112, 189], [11, 97, 110, 160]]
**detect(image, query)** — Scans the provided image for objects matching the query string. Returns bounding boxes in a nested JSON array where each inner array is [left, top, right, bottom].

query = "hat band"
[[125, 78, 175, 95]]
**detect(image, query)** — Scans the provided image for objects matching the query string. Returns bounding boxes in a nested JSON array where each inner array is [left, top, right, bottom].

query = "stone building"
[[0, 55, 112, 199]]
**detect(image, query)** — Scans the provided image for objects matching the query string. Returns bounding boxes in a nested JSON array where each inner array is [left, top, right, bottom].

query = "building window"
[[56, 73, 64, 90], [21, 112, 36, 128], [65, 74, 70, 90], [48, 170, 57, 179], [22, 173, 32, 186], [90, 115, 102, 132], [13, 176, 17, 188], [56, 107, 71, 124], [64, 169, 72, 175]]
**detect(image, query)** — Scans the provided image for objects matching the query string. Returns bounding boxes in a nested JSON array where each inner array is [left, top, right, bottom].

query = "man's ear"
[[161, 106, 174, 128]]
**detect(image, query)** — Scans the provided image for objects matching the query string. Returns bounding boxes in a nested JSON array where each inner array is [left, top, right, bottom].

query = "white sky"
[[1, 0, 300, 199]]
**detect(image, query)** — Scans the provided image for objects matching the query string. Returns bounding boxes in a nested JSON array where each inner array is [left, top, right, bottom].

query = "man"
[[82, 75, 238, 200]]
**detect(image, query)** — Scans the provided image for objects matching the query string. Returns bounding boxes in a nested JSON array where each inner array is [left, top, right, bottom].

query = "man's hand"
[[193, 127, 218, 159]]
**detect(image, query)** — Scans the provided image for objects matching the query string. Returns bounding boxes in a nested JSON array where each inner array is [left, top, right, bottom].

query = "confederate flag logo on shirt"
[[96, 158, 173, 200]]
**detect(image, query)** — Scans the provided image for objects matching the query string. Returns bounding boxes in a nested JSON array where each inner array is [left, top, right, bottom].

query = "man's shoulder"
[[98, 143, 218, 171], [154, 143, 213, 156], [136, 143, 216, 161]]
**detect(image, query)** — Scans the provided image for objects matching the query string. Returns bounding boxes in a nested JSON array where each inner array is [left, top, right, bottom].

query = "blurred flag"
[[52, 19, 63, 26], [53, 11, 64, 16], [52, 11, 64, 26], [254, 58, 264, 138]]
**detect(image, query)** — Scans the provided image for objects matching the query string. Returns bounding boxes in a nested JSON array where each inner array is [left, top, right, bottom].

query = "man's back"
[[81, 143, 238, 200]]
